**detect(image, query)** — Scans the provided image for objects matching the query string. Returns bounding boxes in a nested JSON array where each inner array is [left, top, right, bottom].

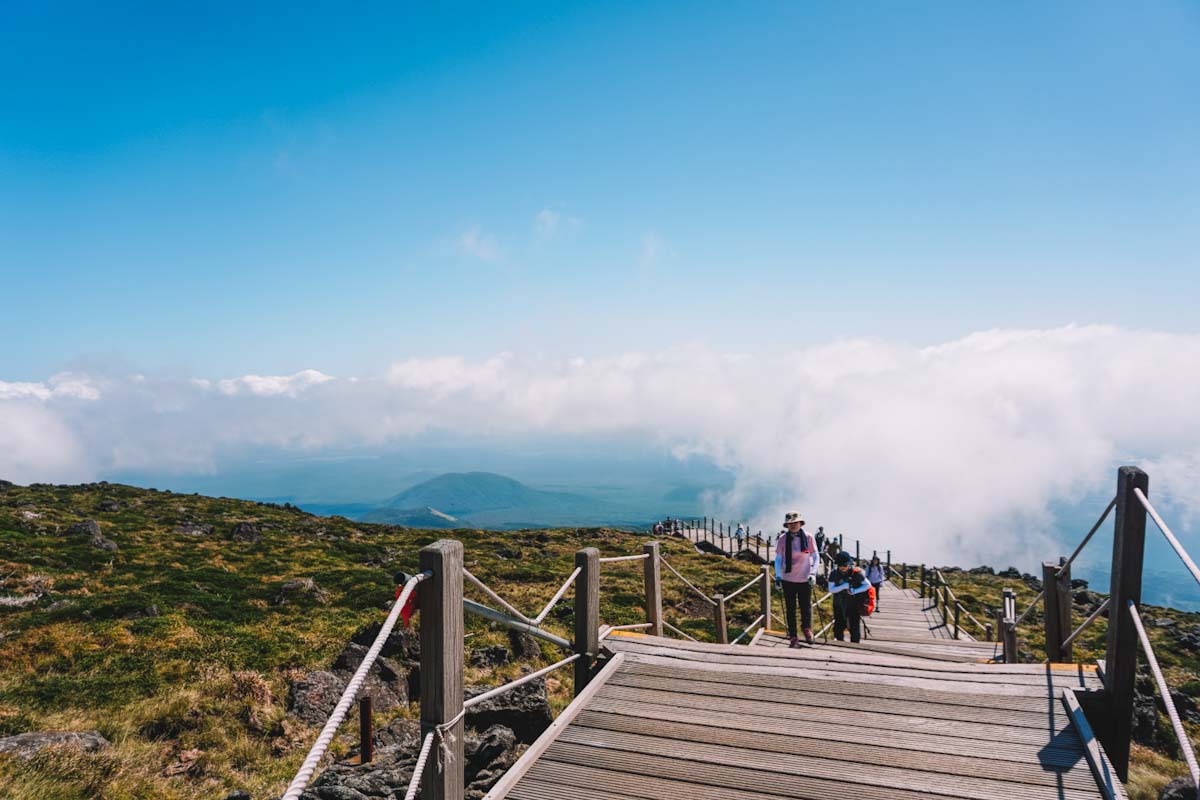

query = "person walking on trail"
[[814, 526, 826, 556], [828, 551, 875, 643], [773, 511, 818, 647], [865, 554, 885, 612], [734, 523, 745, 548], [823, 537, 840, 579]]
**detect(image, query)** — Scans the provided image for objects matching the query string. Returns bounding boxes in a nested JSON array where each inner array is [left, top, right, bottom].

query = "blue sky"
[[2, 1, 1197, 380]]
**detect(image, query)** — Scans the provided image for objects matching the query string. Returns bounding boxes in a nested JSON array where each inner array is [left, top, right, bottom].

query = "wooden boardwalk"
[[485, 581, 1127, 800]]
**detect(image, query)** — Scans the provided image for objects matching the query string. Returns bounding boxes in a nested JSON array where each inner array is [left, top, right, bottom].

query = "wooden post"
[[901, 563, 907, 590], [574, 547, 600, 696], [1043, 556, 1072, 663], [419, 539, 464, 800], [359, 696, 373, 764], [759, 565, 772, 632], [886, 550, 891, 573], [993, 608, 1003, 643], [855, 539, 860, 563], [940, 578, 949, 627], [1002, 588, 1018, 664], [953, 602, 960, 640], [643, 541, 662, 636], [919, 564, 926, 598], [1102, 466, 1149, 781], [714, 594, 728, 644]]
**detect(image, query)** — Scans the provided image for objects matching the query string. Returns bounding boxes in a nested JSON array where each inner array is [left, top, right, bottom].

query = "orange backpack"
[[859, 583, 876, 616]]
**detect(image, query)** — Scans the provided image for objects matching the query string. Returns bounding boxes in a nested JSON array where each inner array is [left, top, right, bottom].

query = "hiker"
[[772, 511, 818, 647], [814, 526, 826, 555], [653, 521, 665, 537], [865, 554, 885, 611], [734, 523, 744, 547], [828, 551, 875, 643], [823, 537, 841, 578]]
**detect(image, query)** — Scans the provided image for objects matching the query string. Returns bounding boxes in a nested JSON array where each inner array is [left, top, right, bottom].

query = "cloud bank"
[[2, 325, 1198, 567]]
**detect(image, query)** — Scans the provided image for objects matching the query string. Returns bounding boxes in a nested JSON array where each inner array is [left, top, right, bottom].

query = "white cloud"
[[458, 226, 502, 262], [534, 208, 582, 242], [215, 369, 334, 397], [3, 325, 1199, 569]]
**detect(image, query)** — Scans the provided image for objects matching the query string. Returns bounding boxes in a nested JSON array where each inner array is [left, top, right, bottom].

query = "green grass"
[[0, 481, 763, 799], [4, 482, 1194, 799]]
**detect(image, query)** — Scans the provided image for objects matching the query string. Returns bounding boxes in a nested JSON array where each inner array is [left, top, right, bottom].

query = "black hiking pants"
[[833, 594, 862, 642], [871, 582, 883, 610], [781, 580, 812, 638]]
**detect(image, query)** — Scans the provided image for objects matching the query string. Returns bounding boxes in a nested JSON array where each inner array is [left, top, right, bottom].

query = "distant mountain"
[[359, 471, 639, 529]]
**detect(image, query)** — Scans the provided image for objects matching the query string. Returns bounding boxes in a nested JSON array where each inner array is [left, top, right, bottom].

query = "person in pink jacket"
[[773, 511, 819, 646]]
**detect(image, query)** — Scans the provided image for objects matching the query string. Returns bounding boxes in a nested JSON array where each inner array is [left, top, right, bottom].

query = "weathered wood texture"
[[488, 578, 1126, 800], [419, 540, 464, 800]]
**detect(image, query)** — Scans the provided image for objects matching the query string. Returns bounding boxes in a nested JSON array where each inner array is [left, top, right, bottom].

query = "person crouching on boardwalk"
[[865, 554, 885, 611], [828, 551, 875, 643], [773, 511, 818, 647]]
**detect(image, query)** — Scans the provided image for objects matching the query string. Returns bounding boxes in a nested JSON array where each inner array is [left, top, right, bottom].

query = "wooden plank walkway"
[[485, 580, 1127, 800]]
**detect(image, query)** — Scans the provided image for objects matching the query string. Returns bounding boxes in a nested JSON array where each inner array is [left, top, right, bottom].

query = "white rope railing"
[[462, 653, 581, 711], [1007, 496, 1116, 632], [1135, 488, 1200, 590], [598, 553, 649, 563], [531, 567, 581, 625], [958, 603, 988, 635], [1061, 597, 1110, 650], [723, 573, 762, 602], [1058, 496, 1115, 577], [660, 558, 718, 606], [1014, 588, 1044, 627], [730, 614, 765, 645], [282, 571, 430, 800], [663, 619, 699, 642], [401, 733, 435, 800], [463, 568, 534, 626], [1128, 601, 1200, 788]]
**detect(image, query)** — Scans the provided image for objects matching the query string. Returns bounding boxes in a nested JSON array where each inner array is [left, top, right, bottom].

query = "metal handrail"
[[660, 557, 718, 606], [1134, 488, 1200, 590], [464, 599, 572, 649], [1061, 597, 1110, 650], [1128, 601, 1200, 787]]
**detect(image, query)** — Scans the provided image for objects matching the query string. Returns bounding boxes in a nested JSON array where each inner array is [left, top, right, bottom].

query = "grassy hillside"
[[0, 481, 761, 800]]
